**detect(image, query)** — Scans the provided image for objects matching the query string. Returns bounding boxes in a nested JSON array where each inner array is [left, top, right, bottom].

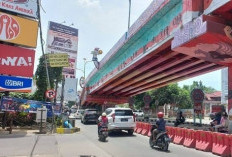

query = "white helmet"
[[102, 112, 106, 116]]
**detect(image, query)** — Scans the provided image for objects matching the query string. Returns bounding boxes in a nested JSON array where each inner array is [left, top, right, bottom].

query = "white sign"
[[0, 0, 38, 18], [64, 78, 77, 101], [46, 21, 78, 78], [36, 107, 47, 123]]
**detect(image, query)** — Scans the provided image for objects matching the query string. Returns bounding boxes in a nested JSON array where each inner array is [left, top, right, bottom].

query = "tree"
[[183, 81, 216, 94], [33, 56, 62, 101]]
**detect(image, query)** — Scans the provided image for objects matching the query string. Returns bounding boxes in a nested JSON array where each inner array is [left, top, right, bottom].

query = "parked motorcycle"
[[149, 124, 171, 151], [98, 124, 108, 142]]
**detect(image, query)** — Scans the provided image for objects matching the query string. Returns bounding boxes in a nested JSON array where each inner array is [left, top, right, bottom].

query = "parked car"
[[133, 110, 144, 117], [81, 109, 98, 124], [105, 107, 136, 135]]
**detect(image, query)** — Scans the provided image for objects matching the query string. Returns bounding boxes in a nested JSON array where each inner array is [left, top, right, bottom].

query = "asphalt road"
[[0, 120, 218, 157]]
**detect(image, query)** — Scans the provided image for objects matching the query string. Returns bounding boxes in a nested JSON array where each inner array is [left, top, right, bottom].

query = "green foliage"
[[33, 56, 63, 101], [9, 92, 33, 100], [183, 81, 216, 94], [133, 81, 215, 110]]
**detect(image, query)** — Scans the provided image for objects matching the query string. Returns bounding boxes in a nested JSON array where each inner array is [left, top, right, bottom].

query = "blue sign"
[[0, 75, 32, 92]]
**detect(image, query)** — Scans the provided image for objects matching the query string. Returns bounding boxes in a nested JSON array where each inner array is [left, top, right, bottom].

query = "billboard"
[[0, 96, 61, 115], [0, 44, 35, 77], [0, 12, 38, 47], [0, 0, 38, 18], [0, 75, 32, 92], [46, 21, 78, 78], [64, 78, 77, 101], [46, 53, 69, 67]]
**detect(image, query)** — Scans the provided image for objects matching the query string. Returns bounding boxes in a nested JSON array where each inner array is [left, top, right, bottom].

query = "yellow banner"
[[0, 12, 38, 48], [47, 53, 69, 67]]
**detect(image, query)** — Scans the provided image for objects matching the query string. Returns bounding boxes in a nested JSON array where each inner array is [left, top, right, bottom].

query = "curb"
[[56, 127, 80, 134]]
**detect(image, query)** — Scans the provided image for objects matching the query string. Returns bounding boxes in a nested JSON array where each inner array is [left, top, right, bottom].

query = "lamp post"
[[83, 58, 92, 79], [128, 0, 131, 31]]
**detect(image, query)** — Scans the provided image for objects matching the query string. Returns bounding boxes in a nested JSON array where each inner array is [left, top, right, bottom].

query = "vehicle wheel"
[[149, 136, 155, 148], [162, 142, 169, 151], [128, 129, 134, 135], [83, 120, 86, 124]]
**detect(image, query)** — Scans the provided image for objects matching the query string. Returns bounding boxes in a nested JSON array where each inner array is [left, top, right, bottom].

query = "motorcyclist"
[[98, 112, 108, 135], [174, 110, 185, 127], [152, 112, 166, 142]]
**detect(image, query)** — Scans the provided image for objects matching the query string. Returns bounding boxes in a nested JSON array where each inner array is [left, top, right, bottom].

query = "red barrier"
[[134, 122, 139, 132], [166, 126, 175, 141], [136, 122, 143, 134], [173, 128, 185, 145], [183, 129, 195, 148], [195, 130, 212, 152], [212, 132, 230, 156], [141, 123, 149, 136]]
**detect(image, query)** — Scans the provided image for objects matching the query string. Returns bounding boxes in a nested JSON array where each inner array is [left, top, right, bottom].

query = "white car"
[[133, 110, 144, 117], [105, 108, 136, 135]]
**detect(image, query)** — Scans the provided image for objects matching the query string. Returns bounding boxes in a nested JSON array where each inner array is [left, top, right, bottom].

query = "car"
[[81, 109, 98, 124], [133, 110, 144, 117], [105, 107, 136, 135], [75, 109, 84, 119]]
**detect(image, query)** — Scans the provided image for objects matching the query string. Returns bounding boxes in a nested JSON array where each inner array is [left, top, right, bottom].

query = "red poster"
[[0, 44, 35, 77]]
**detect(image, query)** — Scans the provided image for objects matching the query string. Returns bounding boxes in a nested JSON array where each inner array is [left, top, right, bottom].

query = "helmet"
[[157, 112, 164, 118], [102, 112, 107, 117]]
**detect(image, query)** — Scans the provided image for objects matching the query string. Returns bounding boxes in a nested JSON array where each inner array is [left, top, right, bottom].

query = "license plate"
[[121, 118, 128, 122]]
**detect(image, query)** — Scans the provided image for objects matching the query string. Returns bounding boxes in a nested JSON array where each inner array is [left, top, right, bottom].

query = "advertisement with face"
[[0, 44, 35, 77], [46, 21, 78, 78], [0, 0, 38, 18], [0, 12, 38, 47]]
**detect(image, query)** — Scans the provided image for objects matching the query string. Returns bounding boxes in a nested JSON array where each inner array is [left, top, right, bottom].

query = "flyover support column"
[[228, 66, 232, 134], [229, 66, 232, 112]]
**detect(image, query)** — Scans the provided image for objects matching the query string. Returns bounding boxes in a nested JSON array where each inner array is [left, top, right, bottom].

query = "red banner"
[[0, 44, 35, 77]]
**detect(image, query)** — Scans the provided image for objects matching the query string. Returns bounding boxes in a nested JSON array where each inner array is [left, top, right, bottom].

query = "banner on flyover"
[[0, 0, 38, 18], [46, 21, 78, 78], [46, 53, 69, 67], [0, 75, 32, 92], [0, 44, 35, 77], [0, 12, 38, 47]]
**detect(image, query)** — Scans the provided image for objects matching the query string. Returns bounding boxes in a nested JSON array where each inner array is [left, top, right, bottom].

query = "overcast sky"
[[36, 0, 222, 91]]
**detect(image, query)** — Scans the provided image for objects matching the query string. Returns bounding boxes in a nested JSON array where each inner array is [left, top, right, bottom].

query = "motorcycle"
[[98, 123, 108, 142], [149, 124, 171, 151]]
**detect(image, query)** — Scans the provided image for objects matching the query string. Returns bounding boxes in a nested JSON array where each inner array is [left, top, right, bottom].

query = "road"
[[0, 119, 217, 157]]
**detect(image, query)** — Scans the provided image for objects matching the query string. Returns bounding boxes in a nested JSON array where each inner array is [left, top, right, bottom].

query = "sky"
[[36, 0, 222, 91]]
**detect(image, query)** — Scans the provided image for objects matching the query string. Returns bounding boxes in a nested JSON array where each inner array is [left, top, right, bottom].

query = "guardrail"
[[135, 121, 231, 156]]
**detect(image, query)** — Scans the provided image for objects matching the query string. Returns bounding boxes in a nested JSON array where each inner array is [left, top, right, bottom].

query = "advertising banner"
[[0, 0, 38, 18], [46, 21, 78, 78], [0, 97, 61, 115], [0, 75, 32, 92], [64, 78, 77, 101], [0, 44, 35, 77], [46, 53, 69, 67], [0, 12, 38, 47], [0, 96, 42, 113]]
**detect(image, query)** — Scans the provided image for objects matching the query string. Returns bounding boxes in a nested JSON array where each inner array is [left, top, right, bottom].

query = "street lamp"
[[83, 58, 93, 79], [128, 0, 131, 31]]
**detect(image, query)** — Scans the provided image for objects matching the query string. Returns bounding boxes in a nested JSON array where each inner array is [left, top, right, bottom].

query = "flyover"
[[81, 0, 232, 110]]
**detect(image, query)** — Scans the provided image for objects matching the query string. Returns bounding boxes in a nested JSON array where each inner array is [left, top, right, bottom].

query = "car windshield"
[[115, 110, 133, 116], [86, 110, 97, 114]]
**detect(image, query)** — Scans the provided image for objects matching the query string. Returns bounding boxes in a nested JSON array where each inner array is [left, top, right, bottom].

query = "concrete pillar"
[[228, 66, 232, 112], [227, 66, 232, 133]]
